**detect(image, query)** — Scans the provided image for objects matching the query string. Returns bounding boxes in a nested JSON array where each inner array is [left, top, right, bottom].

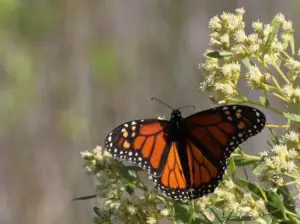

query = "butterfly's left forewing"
[[105, 119, 170, 176]]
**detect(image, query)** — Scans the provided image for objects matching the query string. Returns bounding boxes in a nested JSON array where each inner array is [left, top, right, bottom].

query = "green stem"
[[231, 152, 261, 161], [284, 172, 300, 180], [265, 124, 290, 128], [270, 76, 283, 90], [282, 51, 292, 60], [245, 99, 284, 116], [199, 211, 213, 224], [272, 92, 289, 102], [285, 210, 300, 220], [209, 208, 222, 223], [188, 201, 195, 224], [272, 61, 291, 84]]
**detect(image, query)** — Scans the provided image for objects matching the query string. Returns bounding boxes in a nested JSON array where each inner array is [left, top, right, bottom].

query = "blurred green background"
[[0, 0, 298, 223]]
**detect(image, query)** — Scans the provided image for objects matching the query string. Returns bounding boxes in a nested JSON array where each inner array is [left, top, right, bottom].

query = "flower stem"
[[244, 99, 284, 116], [188, 201, 195, 224], [265, 124, 290, 128], [272, 61, 291, 84]]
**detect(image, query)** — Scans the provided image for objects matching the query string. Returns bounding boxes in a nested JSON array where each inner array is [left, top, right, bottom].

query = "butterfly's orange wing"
[[105, 119, 170, 175], [105, 105, 265, 200], [153, 105, 265, 200]]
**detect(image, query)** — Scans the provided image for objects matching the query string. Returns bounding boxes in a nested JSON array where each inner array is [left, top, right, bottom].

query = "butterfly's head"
[[171, 109, 182, 120]]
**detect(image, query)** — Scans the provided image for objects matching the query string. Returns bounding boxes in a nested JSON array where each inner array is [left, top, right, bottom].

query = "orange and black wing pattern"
[[153, 105, 265, 200], [105, 105, 265, 201], [105, 119, 170, 175]]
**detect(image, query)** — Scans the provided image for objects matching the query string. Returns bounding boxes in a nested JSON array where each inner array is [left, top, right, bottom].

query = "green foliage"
[[81, 9, 300, 223], [90, 43, 119, 84]]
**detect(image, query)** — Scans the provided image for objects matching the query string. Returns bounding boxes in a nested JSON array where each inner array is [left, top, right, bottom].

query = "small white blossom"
[[160, 208, 170, 217], [281, 33, 292, 43], [283, 84, 300, 103], [252, 21, 263, 32], [147, 216, 157, 224], [288, 149, 298, 159], [127, 205, 137, 215], [283, 84, 294, 98], [235, 8, 245, 16], [274, 13, 286, 25], [272, 41, 284, 52], [195, 196, 211, 210], [210, 37, 222, 47], [283, 131, 300, 143], [220, 34, 230, 47], [231, 44, 245, 54], [284, 58, 300, 73], [247, 34, 261, 54], [80, 150, 93, 158], [286, 161, 296, 172], [294, 87, 300, 99], [234, 30, 247, 43], [259, 151, 269, 157], [282, 20, 293, 32], [271, 144, 288, 154], [221, 63, 240, 79], [224, 179, 235, 189], [246, 65, 265, 88], [263, 24, 272, 37], [209, 16, 222, 30], [220, 12, 242, 31], [215, 83, 236, 96]]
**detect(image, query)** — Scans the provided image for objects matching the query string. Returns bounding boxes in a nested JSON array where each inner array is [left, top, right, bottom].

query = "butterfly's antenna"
[[151, 97, 174, 110], [177, 105, 196, 110]]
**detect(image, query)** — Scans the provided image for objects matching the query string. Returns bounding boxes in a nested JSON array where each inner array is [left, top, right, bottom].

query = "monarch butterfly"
[[104, 99, 266, 200]]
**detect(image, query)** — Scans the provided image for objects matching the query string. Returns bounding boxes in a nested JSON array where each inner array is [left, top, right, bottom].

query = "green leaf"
[[90, 43, 118, 83], [242, 57, 254, 69], [234, 158, 259, 166], [125, 185, 134, 195], [263, 20, 280, 56], [252, 164, 264, 176], [173, 202, 190, 222], [115, 163, 137, 183], [206, 51, 232, 58], [229, 215, 254, 222], [283, 112, 300, 123], [235, 179, 267, 199], [93, 206, 102, 217], [267, 190, 287, 219], [259, 96, 269, 107], [228, 157, 236, 176], [277, 186, 296, 214], [289, 35, 295, 55], [72, 194, 96, 201], [125, 166, 144, 172]]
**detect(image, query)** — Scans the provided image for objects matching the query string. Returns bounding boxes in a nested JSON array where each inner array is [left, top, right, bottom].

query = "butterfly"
[[104, 101, 266, 200]]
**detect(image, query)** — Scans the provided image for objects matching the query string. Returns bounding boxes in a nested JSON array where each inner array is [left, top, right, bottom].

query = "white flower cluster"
[[81, 146, 112, 172], [194, 175, 267, 221], [255, 131, 300, 186], [200, 9, 298, 103]]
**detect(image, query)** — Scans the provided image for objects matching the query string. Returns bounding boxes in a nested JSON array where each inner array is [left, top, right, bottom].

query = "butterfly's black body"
[[105, 104, 266, 200], [164, 109, 191, 186]]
